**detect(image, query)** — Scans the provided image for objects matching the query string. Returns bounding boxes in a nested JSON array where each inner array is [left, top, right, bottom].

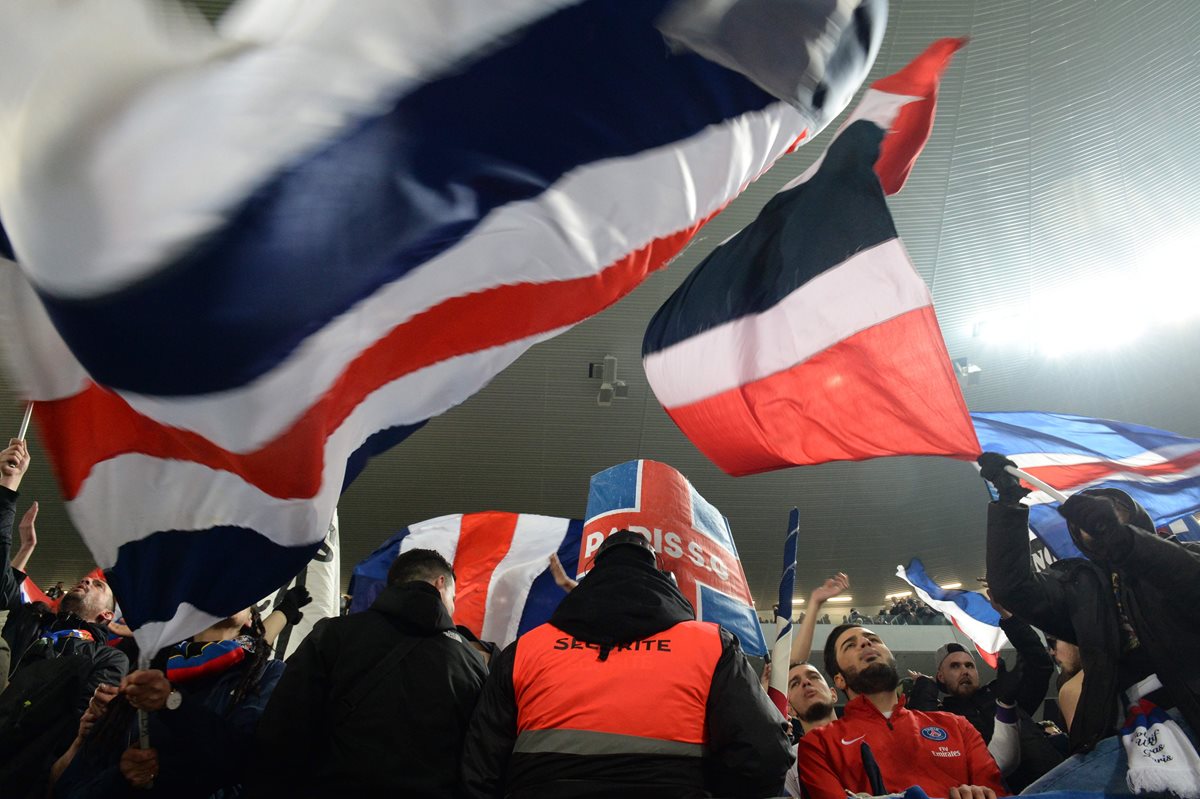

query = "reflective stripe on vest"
[[512, 620, 723, 749]]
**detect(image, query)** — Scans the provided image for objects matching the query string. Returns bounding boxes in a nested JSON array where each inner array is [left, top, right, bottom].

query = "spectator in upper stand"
[[0, 438, 129, 796], [797, 624, 1007, 799], [461, 530, 792, 798], [255, 548, 487, 798], [906, 607, 1064, 791], [980, 452, 1200, 794], [51, 606, 284, 798]]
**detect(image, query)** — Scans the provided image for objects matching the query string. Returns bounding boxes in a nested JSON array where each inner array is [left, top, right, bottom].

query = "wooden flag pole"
[[1004, 464, 1068, 503], [16, 402, 33, 440]]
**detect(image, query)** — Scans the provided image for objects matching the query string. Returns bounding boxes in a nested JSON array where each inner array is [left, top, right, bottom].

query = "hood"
[[1068, 487, 1155, 561], [370, 580, 456, 635], [550, 547, 695, 647]]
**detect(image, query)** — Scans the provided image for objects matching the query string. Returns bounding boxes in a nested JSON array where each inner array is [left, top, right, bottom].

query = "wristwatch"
[[165, 689, 183, 711]]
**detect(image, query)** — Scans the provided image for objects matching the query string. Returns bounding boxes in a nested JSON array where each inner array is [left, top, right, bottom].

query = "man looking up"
[[783, 661, 838, 797], [462, 529, 792, 798], [797, 624, 1007, 799]]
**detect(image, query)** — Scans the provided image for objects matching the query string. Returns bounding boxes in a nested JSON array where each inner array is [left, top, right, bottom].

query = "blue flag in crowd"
[[972, 411, 1200, 559]]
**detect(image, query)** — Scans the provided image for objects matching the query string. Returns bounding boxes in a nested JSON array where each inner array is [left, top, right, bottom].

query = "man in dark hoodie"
[[461, 529, 792, 798], [254, 548, 487, 797], [979, 452, 1200, 793]]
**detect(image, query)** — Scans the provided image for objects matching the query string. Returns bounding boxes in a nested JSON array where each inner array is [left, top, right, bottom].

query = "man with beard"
[[796, 624, 1007, 799], [461, 530, 792, 798], [0, 438, 129, 795], [783, 662, 837, 797], [907, 619, 1063, 791], [980, 452, 1200, 794]]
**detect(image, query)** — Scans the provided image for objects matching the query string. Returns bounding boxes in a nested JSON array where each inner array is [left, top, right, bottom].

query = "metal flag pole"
[[16, 402, 33, 440], [767, 507, 799, 717], [1004, 464, 1068, 503]]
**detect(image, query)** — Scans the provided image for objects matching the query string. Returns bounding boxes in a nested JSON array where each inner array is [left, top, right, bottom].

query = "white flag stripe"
[[644, 239, 930, 408], [399, 514, 465, 567], [480, 514, 573, 645]]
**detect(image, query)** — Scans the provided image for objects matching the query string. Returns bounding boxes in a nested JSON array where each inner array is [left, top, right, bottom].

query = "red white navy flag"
[[643, 39, 978, 476], [0, 0, 883, 656]]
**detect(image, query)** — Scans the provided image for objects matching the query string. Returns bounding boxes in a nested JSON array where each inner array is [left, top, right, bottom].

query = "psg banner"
[[582, 460, 767, 656]]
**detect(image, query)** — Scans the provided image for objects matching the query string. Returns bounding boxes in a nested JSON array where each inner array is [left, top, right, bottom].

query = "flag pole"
[[1004, 465, 1068, 503], [767, 508, 799, 717], [16, 402, 33, 440], [136, 653, 153, 786]]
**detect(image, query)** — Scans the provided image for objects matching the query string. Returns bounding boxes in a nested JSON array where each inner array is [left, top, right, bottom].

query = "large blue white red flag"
[[0, 0, 885, 655], [643, 39, 979, 476], [896, 558, 1009, 669], [972, 411, 1200, 559], [348, 512, 583, 648], [582, 460, 767, 656]]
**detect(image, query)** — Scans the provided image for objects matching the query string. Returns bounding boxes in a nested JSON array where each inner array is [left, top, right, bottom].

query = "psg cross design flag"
[[349, 512, 583, 649], [972, 411, 1200, 559], [643, 38, 978, 476], [0, 0, 884, 655], [582, 460, 767, 656]]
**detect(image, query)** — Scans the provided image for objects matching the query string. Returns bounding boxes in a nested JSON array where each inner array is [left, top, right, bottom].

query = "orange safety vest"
[[511, 620, 723, 758]]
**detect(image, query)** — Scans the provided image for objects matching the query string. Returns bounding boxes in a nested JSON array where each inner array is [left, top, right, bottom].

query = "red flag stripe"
[[663, 307, 980, 476], [1017, 448, 1200, 494], [36, 210, 723, 501], [452, 512, 520, 638]]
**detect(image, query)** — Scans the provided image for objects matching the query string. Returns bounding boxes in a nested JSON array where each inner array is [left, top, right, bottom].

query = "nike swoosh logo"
[[840, 736, 865, 746]]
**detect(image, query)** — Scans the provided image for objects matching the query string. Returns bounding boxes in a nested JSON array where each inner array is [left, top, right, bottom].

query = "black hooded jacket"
[[254, 580, 487, 797], [460, 547, 792, 798], [987, 496, 1200, 754]]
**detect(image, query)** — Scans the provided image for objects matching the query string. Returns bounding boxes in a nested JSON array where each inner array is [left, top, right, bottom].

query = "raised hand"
[[810, 572, 849, 606], [0, 438, 30, 491]]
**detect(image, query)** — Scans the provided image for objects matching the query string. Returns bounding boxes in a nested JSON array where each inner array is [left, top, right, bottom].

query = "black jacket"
[[254, 580, 487, 797], [0, 486, 127, 709], [987, 499, 1200, 753], [907, 616, 1062, 790], [460, 548, 792, 798]]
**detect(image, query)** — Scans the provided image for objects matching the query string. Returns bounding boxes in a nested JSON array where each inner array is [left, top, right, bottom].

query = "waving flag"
[[973, 411, 1200, 559], [582, 460, 767, 656], [348, 512, 582, 648], [643, 38, 977, 476], [0, 0, 885, 654], [768, 508, 799, 715], [896, 558, 1009, 668]]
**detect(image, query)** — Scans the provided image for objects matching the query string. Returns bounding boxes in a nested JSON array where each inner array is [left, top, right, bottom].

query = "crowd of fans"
[[2, 437, 1199, 798]]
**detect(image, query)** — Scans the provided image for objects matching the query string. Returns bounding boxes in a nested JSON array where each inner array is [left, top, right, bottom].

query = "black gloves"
[[278, 586, 313, 626], [977, 452, 1030, 504], [991, 657, 1022, 706], [1059, 492, 1133, 561]]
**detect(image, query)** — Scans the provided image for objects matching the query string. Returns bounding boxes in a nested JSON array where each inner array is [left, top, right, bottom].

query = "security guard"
[[461, 529, 791, 798]]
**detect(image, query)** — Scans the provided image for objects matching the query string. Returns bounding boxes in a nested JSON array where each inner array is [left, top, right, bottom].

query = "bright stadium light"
[[970, 232, 1200, 358], [825, 596, 854, 603], [939, 582, 962, 590]]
